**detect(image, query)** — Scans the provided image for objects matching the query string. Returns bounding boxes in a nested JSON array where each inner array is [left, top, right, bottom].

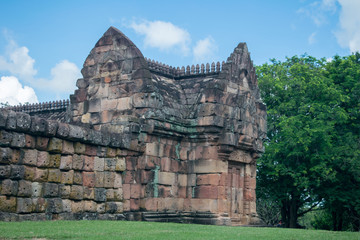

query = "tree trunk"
[[289, 196, 299, 228]]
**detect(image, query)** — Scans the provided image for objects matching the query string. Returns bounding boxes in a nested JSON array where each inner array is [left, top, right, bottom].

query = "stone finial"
[[211, 62, 215, 72], [201, 64, 205, 74], [196, 64, 200, 74], [206, 63, 210, 73], [216, 62, 220, 72], [186, 66, 190, 75], [191, 65, 195, 74]]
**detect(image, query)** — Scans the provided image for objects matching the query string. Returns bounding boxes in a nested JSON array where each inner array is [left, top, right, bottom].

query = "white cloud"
[[37, 60, 80, 96], [335, 0, 360, 52], [193, 36, 218, 62], [0, 37, 81, 101], [297, 0, 337, 26], [130, 20, 191, 55], [0, 40, 37, 81], [0, 76, 38, 105], [308, 32, 317, 44]]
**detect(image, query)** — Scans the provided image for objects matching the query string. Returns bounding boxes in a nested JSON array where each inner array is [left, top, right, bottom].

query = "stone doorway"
[[227, 161, 246, 225]]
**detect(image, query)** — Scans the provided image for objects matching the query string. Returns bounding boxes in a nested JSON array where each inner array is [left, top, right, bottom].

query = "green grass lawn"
[[0, 221, 359, 240]]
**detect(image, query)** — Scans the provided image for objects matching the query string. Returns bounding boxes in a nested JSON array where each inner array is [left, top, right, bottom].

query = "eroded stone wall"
[[0, 26, 266, 225], [0, 109, 140, 221]]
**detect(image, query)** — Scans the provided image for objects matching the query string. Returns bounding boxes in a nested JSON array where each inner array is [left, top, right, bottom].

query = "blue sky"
[[0, 0, 359, 104]]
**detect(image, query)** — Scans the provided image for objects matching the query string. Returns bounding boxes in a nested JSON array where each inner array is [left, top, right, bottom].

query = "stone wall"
[[0, 109, 140, 221], [0, 26, 266, 225]]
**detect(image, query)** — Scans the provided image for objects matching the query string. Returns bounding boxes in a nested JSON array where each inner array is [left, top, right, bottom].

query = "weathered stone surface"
[[0, 27, 266, 226], [1, 179, 18, 195], [43, 183, 59, 197]]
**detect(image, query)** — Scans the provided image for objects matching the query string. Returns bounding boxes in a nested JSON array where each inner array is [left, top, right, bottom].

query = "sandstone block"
[[43, 183, 59, 197], [197, 174, 220, 185], [178, 174, 187, 187], [94, 188, 106, 202], [158, 172, 175, 185], [115, 157, 126, 171], [85, 145, 97, 156], [22, 149, 38, 166], [62, 140, 74, 154], [95, 171, 104, 187], [62, 199, 72, 212], [17, 198, 33, 213], [114, 173, 122, 188], [83, 172, 95, 187], [33, 197, 47, 212], [160, 157, 170, 171], [95, 203, 105, 213], [70, 185, 84, 200], [191, 159, 227, 173], [10, 149, 21, 164], [0, 130, 12, 146], [83, 187, 95, 200], [104, 158, 116, 171], [36, 151, 50, 167], [57, 123, 70, 138], [0, 147, 12, 164], [130, 199, 140, 211], [123, 184, 130, 200], [31, 182, 43, 197], [83, 156, 94, 171], [84, 200, 97, 212], [10, 132, 26, 148], [130, 184, 141, 199], [0, 165, 11, 179], [17, 180, 32, 197], [34, 168, 48, 182], [49, 154, 61, 168], [61, 170, 74, 184], [1, 179, 18, 195], [68, 125, 84, 140], [10, 165, 25, 179], [72, 154, 84, 170], [47, 137, 63, 153], [94, 157, 105, 171], [36, 137, 49, 150], [25, 134, 35, 148], [71, 200, 84, 213], [60, 155, 73, 170], [74, 142, 86, 154], [0, 196, 17, 212], [46, 198, 63, 213], [158, 185, 172, 198], [104, 171, 115, 188], [106, 202, 123, 213], [59, 184, 71, 198], [48, 169, 61, 183]]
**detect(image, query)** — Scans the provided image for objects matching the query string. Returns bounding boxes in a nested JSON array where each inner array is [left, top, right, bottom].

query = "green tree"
[[319, 53, 360, 231], [256, 55, 347, 228]]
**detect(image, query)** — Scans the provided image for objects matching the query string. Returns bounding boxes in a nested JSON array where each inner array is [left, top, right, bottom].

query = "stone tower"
[[69, 26, 266, 225]]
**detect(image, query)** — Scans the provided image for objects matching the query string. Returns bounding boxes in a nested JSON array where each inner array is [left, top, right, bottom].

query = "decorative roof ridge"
[[3, 99, 70, 113], [144, 57, 226, 78]]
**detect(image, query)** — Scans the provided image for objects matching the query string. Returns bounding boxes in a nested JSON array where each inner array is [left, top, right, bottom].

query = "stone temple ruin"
[[0, 27, 266, 225]]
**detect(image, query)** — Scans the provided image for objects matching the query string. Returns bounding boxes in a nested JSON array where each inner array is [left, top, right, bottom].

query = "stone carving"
[[0, 26, 266, 225]]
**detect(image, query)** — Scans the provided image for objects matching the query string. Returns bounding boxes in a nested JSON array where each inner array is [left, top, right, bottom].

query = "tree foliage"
[[256, 54, 360, 230]]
